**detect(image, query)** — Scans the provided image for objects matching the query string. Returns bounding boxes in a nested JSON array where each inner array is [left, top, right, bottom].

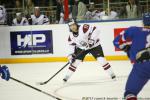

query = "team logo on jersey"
[[10, 30, 53, 55], [80, 41, 87, 47]]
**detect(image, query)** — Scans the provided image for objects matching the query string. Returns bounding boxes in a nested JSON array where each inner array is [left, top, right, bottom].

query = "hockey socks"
[[63, 60, 81, 82], [103, 63, 116, 79], [63, 64, 76, 82], [97, 57, 116, 79]]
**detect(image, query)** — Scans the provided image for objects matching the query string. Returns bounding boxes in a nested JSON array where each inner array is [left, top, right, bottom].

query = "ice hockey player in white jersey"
[[0, 5, 6, 24], [12, 13, 29, 26], [30, 7, 49, 25], [63, 20, 116, 82]]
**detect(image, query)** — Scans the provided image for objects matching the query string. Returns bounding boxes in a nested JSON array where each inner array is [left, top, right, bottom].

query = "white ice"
[[0, 61, 150, 100]]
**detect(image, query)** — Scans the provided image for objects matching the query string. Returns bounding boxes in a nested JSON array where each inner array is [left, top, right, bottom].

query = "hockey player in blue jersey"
[[0, 65, 10, 81], [113, 13, 150, 100]]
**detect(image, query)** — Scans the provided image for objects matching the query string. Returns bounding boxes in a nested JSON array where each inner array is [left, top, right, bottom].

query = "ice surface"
[[0, 61, 149, 100]]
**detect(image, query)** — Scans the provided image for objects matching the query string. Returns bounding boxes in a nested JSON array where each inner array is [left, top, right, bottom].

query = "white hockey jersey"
[[0, 5, 6, 24], [68, 24, 101, 55], [12, 17, 29, 26], [31, 14, 49, 25]]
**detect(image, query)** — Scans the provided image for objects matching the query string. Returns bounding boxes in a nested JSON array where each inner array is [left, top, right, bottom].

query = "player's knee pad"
[[97, 57, 111, 70], [97, 57, 109, 66], [97, 57, 107, 65], [72, 59, 82, 67]]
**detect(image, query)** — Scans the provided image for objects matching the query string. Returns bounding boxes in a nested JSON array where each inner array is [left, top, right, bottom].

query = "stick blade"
[[56, 98, 62, 100], [36, 82, 46, 85]]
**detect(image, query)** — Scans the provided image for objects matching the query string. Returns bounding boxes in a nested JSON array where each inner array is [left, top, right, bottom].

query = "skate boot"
[[63, 75, 70, 83], [111, 74, 116, 81]]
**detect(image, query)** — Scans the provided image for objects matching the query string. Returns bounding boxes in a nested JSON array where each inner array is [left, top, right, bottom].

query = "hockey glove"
[[0, 65, 10, 81], [121, 45, 131, 52], [88, 39, 95, 48], [68, 54, 76, 64], [136, 48, 150, 63]]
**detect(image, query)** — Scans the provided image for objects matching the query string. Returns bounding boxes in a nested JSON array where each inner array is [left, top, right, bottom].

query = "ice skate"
[[63, 75, 70, 83], [111, 74, 116, 81]]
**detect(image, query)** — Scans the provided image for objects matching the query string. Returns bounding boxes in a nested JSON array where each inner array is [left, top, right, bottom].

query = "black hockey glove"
[[122, 45, 131, 52], [88, 39, 95, 48], [136, 48, 150, 63]]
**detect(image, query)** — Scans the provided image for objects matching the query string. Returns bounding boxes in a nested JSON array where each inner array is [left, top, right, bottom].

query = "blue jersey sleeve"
[[123, 27, 135, 41], [113, 34, 122, 49], [113, 27, 135, 50], [113, 27, 140, 63]]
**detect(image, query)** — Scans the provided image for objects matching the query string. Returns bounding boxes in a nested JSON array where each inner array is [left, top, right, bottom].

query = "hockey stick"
[[10, 77, 62, 100], [38, 50, 84, 85], [37, 62, 70, 85]]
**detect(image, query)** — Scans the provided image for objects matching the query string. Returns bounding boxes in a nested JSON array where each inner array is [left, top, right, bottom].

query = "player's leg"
[[63, 59, 82, 82], [63, 48, 88, 82], [97, 57, 116, 79], [90, 45, 116, 79], [124, 63, 149, 100]]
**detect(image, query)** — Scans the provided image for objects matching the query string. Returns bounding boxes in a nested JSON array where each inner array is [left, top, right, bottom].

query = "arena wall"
[[0, 20, 142, 63]]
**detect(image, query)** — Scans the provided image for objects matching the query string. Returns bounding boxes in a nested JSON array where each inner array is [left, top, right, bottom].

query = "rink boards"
[[0, 20, 142, 63]]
